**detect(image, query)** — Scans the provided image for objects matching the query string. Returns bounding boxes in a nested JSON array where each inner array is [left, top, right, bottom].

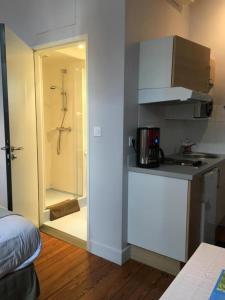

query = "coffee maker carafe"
[[136, 127, 164, 168]]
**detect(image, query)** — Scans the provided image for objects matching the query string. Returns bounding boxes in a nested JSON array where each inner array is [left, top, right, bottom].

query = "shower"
[[39, 42, 87, 244], [50, 69, 72, 155]]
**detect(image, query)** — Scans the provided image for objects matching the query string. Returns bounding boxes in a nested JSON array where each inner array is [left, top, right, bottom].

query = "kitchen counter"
[[128, 154, 225, 180]]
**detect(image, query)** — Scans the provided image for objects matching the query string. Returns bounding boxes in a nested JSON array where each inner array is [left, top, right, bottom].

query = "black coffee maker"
[[136, 127, 164, 168]]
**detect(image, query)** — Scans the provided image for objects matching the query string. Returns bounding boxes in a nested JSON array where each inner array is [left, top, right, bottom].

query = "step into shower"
[[43, 189, 86, 223], [44, 205, 87, 241], [47, 199, 80, 221]]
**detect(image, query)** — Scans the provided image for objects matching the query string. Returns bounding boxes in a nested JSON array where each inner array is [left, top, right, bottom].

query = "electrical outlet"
[[129, 136, 134, 147]]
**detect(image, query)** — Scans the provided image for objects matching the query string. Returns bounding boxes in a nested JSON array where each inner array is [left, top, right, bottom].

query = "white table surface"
[[160, 243, 225, 299]]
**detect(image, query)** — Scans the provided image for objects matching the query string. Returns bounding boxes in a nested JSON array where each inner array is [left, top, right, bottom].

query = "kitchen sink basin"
[[182, 152, 219, 159]]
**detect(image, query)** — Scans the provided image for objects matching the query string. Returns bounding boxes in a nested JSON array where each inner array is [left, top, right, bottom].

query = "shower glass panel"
[[42, 51, 85, 208]]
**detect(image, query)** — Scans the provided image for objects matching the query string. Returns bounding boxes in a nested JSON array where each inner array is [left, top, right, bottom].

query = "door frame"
[[34, 35, 90, 246], [0, 24, 13, 210]]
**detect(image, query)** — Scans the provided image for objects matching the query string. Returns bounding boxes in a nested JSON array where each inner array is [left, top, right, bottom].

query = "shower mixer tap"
[[56, 126, 72, 132], [50, 68, 69, 155]]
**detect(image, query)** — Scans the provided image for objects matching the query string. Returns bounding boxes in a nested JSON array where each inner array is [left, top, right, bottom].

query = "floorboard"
[[35, 233, 174, 300]]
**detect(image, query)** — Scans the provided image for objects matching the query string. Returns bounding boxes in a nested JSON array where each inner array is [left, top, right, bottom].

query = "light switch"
[[93, 126, 102, 137]]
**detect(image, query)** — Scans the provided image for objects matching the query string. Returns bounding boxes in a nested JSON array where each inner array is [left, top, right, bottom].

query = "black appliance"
[[136, 127, 164, 168]]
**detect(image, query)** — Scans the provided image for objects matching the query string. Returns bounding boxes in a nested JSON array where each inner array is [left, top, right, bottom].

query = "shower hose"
[[57, 109, 67, 155]]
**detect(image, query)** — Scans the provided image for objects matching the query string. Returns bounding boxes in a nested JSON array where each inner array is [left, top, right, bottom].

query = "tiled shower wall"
[[42, 55, 84, 195]]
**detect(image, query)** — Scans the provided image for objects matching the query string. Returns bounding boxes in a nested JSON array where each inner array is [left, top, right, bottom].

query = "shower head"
[[50, 69, 67, 90]]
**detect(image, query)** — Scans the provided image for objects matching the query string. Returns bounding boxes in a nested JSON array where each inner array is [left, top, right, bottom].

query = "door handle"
[[1, 146, 9, 151], [11, 146, 24, 152], [11, 153, 17, 160]]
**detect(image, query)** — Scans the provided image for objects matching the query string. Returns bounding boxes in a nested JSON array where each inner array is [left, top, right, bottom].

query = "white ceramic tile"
[[45, 189, 77, 207]]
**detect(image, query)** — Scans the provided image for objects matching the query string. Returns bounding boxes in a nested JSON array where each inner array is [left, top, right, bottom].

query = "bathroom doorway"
[[35, 41, 88, 248]]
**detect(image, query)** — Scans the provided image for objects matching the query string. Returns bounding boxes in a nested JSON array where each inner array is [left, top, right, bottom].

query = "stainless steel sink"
[[182, 152, 219, 159]]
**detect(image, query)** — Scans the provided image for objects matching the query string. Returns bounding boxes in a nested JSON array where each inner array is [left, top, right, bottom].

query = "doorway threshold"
[[40, 224, 87, 250]]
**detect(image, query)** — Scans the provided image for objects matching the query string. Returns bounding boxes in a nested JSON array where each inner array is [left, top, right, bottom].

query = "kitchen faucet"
[[180, 139, 196, 154]]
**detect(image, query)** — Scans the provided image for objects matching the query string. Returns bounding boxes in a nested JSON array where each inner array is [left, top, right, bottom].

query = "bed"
[[0, 208, 41, 300]]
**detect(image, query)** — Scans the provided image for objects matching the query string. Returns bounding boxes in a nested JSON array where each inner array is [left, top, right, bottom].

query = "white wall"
[[125, 0, 190, 156], [126, 0, 190, 44], [132, 0, 225, 156], [184, 0, 225, 154], [122, 0, 190, 248], [0, 0, 77, 46], [0, 0, 126, 264]]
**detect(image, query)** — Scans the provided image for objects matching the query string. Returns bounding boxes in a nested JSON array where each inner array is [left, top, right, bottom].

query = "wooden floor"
[[35, 233, 174, 300]]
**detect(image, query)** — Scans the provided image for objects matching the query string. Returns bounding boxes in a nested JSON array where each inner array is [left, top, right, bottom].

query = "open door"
[[0, 24, 39, 226]]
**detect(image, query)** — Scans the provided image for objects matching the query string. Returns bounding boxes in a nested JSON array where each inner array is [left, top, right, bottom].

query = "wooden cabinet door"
[[172, 36, 210, 93], [216, 162, 225, 225]]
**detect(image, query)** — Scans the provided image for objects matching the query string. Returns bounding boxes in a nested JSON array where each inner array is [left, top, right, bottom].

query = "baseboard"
[[40, 226, 179, 275], [88, 240, 130, 265], [88, 239, 180, 274], [40, 224, 87, 249], [122, 245, 131, 264], [130, 245, 180, 276]]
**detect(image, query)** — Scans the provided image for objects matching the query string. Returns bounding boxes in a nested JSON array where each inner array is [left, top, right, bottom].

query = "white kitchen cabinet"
[[128, 171, 189, 262], [138, 36, 211, 104], [139, 37, 174, 91], [128, 161, 225, 263]]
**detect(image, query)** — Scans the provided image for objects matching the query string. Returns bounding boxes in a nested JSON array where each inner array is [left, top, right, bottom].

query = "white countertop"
[[160, 243, 225, 300], [128, 154, 225, 180]]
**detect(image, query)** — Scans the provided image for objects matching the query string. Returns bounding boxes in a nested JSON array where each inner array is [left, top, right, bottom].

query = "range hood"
[[138, 87, 212, 104], [138, 36, 212, 104]]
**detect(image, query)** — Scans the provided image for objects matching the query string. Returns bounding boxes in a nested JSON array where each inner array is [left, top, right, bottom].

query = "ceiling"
[[39, 42, 86, 61], [56, 44, 86, 60]]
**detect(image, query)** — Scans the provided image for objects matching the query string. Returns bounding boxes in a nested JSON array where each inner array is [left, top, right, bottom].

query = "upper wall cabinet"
[[138, 36, 212, 104]]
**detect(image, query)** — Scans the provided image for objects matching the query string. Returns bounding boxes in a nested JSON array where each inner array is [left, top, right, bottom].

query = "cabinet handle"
[[217, 169, 221, 189]]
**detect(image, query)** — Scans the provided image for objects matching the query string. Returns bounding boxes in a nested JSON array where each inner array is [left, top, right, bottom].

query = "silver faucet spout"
[[180, 140, 196, 154]]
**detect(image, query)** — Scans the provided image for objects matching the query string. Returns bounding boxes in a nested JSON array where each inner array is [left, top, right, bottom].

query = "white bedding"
[[0, 214, 41, 279]]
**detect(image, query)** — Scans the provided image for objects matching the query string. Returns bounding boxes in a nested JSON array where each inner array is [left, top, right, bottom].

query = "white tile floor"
[[44, 206, 87, 241], [45, 189, 77, 207], [44, 189, 87, 241]]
